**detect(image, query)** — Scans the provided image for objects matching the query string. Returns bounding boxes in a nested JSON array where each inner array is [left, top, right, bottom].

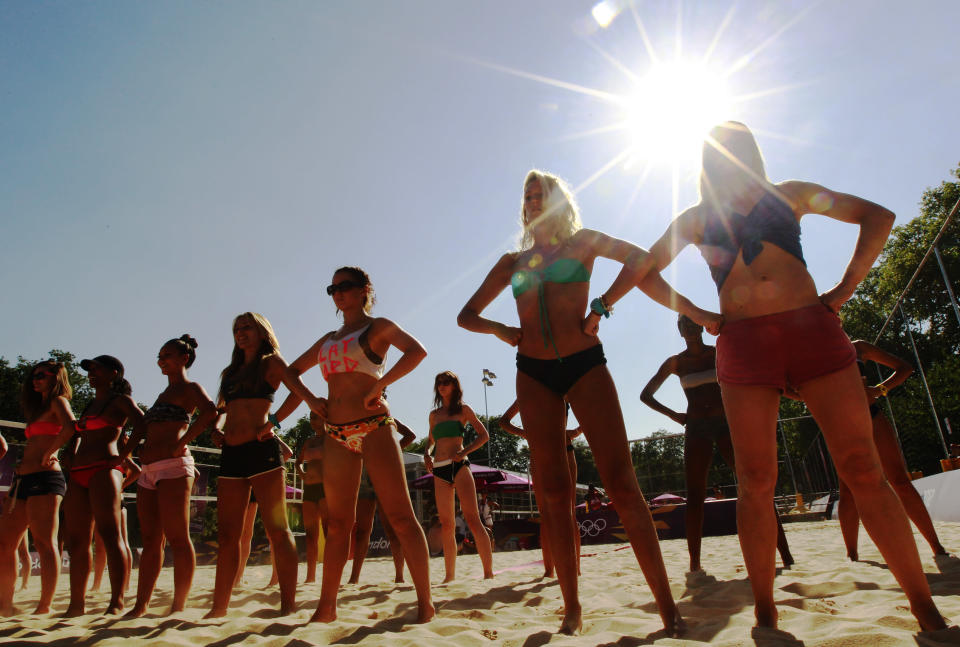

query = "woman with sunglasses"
[[423, 372, 494, 583], [41, 355, 143, 616], [458, 170, 712, 635], [119, 335, 218, 617], [275, 266, 434, 624], [638, 121, 946, 631], [0, 361, 74, 616], [204, 312, 325, 618]]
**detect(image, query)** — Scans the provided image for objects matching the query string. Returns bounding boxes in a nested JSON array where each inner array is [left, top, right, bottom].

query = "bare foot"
[[394, 576, 404, 584], [441, 575, 455, 584], [267, 578, 278, 587], [847, 552, 859, 562], [104, 602, 125, 615], [416, 601, 435, 623], [308, 604, 337, 623], [542, 569, 555, 578], [203, 607, 228, 619], [347, 577, 358, 585], [915, 607, 948, 632], [754, 602, 778, 629], [483, 570, 494, 580], [558, 604, 582, 635], [780, 551, 795, 568], [304, 577, 316, 584], [665, 611, 687, 637], [62, 605, 85, 618], [123, 604, 147, 619], [32, 604, 50, 615], [0, 604, 17, 617]]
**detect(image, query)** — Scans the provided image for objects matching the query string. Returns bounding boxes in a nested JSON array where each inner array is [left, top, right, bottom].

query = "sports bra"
[[678, 368, 717, 390], [699, 191, 805, 291], [25, 420, 60, 439], [432, 420, 465, 439], [144, 400, 190, 424], [318, 323, 386, 381], [221, 369, 276, 403], [511, 256, 591, 358]]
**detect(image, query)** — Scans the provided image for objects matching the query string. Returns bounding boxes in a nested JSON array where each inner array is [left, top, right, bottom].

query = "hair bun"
[[180, 334, 198, 349]]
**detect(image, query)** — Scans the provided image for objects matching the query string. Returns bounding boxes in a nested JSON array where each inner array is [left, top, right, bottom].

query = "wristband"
[[590, 297, 612, 318], [875, 384, 889, 397], [268, 413, 281, 430]]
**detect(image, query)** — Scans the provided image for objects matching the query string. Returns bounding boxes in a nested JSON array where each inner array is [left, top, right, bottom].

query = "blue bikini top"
[[511, 256, 591, 358], [699, 192, 805, 291]]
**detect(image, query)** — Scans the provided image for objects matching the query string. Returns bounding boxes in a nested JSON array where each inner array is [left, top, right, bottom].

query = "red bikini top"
[[76, 414, 119, 433], [25, 420, 60, 439]]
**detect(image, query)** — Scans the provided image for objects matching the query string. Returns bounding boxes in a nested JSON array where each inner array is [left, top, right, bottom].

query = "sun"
[[621, 60, 733, 167]]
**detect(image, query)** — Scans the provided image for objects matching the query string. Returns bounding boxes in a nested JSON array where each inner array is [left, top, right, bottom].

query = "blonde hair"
[[20, 361, 72, 422], [699, 121, 769, 207], [518, 170, 582, 250], [218, 312, 279, 404]]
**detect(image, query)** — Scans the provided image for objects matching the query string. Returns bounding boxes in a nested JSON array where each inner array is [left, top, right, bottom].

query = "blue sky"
[[2, 1, 959, 443]]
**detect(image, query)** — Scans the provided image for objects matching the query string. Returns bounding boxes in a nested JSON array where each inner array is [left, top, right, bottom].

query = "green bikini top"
[[511, 257, 591, 358], [432, 420, 465, 439]]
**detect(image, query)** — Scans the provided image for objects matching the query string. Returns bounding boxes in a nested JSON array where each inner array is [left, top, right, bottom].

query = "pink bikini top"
[[318, 323, 386, 381], [24, 420, 60, 439]]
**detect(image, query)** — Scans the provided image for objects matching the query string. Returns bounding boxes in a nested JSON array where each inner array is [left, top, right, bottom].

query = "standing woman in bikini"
[[639, 121, 947, 631], [500, 399, 581, 577], [120, 335, 218, 617], [275, 266, 433, 623], [458, 169, 710, 635], [0, 361, 74, 616], [41, 355, 142, 616], [298, 412, 328, 584], [837, 340, 947, 561], [640, 314, 794, 573], [205, 312, 325, 618], [423, 371, 494, 583]]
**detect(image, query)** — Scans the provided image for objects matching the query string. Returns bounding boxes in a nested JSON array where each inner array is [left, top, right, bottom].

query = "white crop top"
[[318, 323, 386, 380], [678, 368, 717, 390]]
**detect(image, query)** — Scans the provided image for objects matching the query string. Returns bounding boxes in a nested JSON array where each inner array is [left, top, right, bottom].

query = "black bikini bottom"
[[516, 344, 607, 396], [433, 459, 470, 485], [220, 437, 284, 480]]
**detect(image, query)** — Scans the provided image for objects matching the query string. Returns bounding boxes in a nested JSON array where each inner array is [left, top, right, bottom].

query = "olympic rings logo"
[[578, 518, 607, 537]]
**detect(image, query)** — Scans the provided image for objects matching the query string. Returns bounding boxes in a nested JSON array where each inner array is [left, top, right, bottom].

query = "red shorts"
[[717, 303, 856, 391]]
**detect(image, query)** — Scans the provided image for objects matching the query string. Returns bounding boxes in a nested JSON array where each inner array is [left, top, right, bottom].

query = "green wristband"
[[268, 413, 281, 430]]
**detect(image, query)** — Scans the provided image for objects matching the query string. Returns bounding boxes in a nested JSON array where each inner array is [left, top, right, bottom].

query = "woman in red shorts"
[[640, 121, 947, 631]]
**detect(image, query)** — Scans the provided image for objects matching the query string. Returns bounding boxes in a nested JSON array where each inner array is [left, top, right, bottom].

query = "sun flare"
[[621, 61, 733, 166]]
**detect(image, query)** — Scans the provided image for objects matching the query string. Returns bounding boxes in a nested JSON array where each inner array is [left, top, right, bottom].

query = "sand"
[[2, 520, 959, 646]]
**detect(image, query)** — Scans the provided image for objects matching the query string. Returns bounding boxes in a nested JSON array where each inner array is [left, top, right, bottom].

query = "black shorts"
[[516, 344, 606, 396], [13, 470, 67, 501], [684, 416, 731, 444], [220, 437, 284, 480], [302, 482, 325, 503]]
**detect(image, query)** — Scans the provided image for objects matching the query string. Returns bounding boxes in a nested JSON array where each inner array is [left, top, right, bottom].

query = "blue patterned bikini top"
[[511, 257, 591, 358], [699, 191, 805, 291]]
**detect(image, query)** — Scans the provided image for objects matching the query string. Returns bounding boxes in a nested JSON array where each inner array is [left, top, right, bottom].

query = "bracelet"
[[590, 296, 612, 318], [268, 413, 281, 430], [875, 384, 889, 397]]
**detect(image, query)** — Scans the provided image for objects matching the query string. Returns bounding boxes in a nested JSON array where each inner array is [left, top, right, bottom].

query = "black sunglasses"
[[326, 280, 362, 296]]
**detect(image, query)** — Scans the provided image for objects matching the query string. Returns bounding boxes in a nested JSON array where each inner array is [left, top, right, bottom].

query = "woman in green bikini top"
[[424, 371, 494, 583]]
